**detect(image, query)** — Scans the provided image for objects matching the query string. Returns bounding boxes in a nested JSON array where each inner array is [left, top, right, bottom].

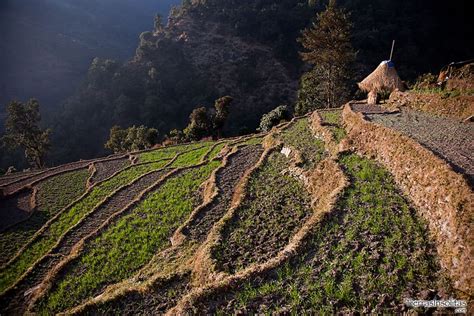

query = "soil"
[[0, 161, 91, 196], [91, 158, 130, 185], [182, 145, 264, 242], [367, 109, 474, 185], [351, 103, 393, 114], [0, 169, 167, 315], [215, 152, 313, 274], [0, 171, 43, 186], [0, 191, 32, 232]]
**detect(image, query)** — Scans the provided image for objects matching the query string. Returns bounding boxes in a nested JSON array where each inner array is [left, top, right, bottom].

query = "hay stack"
[[358, 60, 404, 104]]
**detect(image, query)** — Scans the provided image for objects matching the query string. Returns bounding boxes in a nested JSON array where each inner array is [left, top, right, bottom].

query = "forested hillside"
[[0, 0, 178, 116], [47, 0, 473, 166]]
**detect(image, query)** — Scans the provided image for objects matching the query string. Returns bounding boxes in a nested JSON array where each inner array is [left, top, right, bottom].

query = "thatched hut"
[[358, 60, 404, 104]]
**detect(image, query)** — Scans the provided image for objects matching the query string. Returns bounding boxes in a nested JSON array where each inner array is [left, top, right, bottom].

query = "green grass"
[[0, 160, 169, 293], [206, 142, 227, 160], [138, 141, 213, 163], [279, 118, 326, 169], [0, 169, 90, 267], [320, 110, 346, 143], [240, 136, 264, 146], [38, 160, 221, 313], [169, 144, 213, 168], [213, 154, 446, 314], [213, 152, 312, 273]]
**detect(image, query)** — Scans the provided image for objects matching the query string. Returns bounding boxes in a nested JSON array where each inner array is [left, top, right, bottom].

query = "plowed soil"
[[90, 158, 131, 184], [367, 109, 474, 185], [214, 152, 313, 274], [182, 145, 263, 242], [82, 274, 191, 315]]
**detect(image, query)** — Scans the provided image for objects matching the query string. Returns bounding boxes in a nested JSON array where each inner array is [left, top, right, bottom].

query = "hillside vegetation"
[[1, 99, 471, 314]]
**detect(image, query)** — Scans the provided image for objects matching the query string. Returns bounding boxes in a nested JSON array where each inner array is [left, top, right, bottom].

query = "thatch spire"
[[358, 60, 404, 94]]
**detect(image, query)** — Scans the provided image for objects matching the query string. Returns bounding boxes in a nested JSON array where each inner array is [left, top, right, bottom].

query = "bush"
[[259, 105, 291, 132]]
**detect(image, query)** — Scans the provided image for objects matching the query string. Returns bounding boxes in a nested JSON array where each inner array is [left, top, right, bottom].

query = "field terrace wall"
[[342, 103, 473, 298], [168, 150, 348, 315]]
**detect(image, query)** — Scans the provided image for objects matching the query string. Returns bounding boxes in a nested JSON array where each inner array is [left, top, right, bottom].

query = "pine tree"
[[296, 0, 355, 114]]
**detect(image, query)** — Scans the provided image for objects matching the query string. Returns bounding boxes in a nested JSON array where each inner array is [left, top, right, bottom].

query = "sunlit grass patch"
[[320, 110, 346, 143], [0, 160, 168, 293], [279, 118, 325, 169], [38, 160, 221, 313]]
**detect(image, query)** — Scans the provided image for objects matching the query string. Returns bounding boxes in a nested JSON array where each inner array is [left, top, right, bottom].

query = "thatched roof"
[[358, 60, 404, 93]]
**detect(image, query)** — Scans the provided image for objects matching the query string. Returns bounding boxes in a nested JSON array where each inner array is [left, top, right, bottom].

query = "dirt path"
[[366, 109, 474, 185], [183, 145, 264, 242], [90, 158, 131, 185], [0, 169, 168, 314]]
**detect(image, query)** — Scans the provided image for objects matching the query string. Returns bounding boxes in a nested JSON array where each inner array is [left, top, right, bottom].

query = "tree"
[[2, 99, 51, 168], [183, 107, 212, 141], [105, 125, 159, 153], [259, 105, 291, 132], [296, 0, 355, 113], [154, 14, 164, 33], [212, 96, 233, 138]]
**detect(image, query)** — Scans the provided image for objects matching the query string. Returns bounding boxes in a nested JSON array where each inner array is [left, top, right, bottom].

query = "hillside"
[[48, 0, 474, 166], [0, 0, 179, 117], [0, 95, 472, 314]]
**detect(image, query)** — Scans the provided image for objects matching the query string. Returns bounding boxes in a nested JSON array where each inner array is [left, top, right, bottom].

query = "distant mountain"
[[0, 0, 180, 115]]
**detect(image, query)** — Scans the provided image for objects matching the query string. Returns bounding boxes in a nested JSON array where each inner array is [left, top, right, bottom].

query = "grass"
[[239, 136, 264, 146], [38, 160, 221, 313], [212, 154, 448, 314], [138, 141, 213, 163], [213, 152, 312, 273], [279, 118, 326, 169], [0, 160, 169, 293], [206, 142, 227, 160], [320, 110, 346, 143], [0, 169, 90, 267], [169, 144, 212, 168]]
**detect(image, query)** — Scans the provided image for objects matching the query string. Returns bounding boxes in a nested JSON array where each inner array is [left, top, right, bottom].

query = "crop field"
[[194, 154, 452, 314], [320, 110, 346, 143], [0, 113, 462, 314], [213, 151, 313, 274], [279, 118, 326, 169]]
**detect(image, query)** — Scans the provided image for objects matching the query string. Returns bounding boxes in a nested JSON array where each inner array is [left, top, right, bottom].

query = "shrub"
[[259, 105, 291, 132]]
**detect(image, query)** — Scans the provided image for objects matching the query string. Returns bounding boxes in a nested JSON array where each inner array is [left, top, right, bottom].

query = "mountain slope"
[[0, 0, 179, 115], [0, 100, 471, 314]]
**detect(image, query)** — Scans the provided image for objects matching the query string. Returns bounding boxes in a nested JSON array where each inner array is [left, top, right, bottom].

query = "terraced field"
[[0, 111, 467, 315], [193, 154, 451, 314]]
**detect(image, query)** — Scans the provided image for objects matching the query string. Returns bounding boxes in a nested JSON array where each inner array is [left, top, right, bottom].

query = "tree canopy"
[[2, 99, 51, 168]]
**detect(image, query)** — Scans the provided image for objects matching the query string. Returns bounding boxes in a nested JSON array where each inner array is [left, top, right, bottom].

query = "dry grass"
[[342, 103, 473, 297], [168, 155, 348, 315], [358, 61, 404, 93], [388, 90, 474, 120]]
